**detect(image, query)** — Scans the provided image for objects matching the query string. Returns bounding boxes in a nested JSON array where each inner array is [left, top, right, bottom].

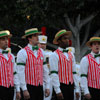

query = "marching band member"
[[49, 29, 80, 100], [80, 37, 100, 100], [38, 35, 53, 100], [0, 30, 18, 100], [16, 28, 50, 100]]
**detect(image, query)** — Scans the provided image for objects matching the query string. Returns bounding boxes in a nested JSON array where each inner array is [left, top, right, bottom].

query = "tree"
[[32, 0, 100, 62], [0, 0, 100, 62]]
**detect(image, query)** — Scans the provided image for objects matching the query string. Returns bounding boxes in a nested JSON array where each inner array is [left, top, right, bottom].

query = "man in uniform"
[[80, 37, 100, 100], [0, 30, 18, 100], [49, 29, 80, 100], [16, 28, 50, 100], [38, 35, 53, 100]]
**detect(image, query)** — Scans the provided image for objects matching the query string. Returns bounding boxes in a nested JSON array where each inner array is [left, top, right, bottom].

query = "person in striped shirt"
[[80, 37, 100, 100], [0, 30, 18, 100], [15, 28, 50, 100], [49, 29, 80, 100]]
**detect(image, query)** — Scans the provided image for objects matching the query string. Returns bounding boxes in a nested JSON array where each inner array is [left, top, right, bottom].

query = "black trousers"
[[52, 83, 74, 100], [21, 84, 43, 100], [89, 87, 100, 100], [0, 86, 14, 100], [83, 87, 100, 100]]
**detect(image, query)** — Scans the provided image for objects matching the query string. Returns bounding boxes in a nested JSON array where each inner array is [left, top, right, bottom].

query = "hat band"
[[90, 39, 100, 41], [0, 33, 9, 37], [25, 30, 39, 35], [56, 30, 67, 37]]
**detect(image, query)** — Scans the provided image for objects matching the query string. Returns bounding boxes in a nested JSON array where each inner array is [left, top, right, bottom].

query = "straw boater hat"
[[53, 29, 72, 44], [0, 30, 12, 38], [38, 35, 47, 44], [22, 28, 41, 39], [86, 37, 100, 47]]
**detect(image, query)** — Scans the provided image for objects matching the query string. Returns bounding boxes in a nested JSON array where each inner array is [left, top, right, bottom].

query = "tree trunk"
[[74, 33, 80, 62], [64, 13, 97, 62]]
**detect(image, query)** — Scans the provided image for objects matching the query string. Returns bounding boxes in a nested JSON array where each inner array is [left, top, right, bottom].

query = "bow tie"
[[63, 49, 69, 53], [94, 54, 100, 58], [32, 46, 39, 51], [2, 50, 9, 54]]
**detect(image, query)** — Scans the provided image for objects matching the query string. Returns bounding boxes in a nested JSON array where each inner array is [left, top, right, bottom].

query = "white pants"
[[74, 88, 81, 100], [43, 81, 53, 100]]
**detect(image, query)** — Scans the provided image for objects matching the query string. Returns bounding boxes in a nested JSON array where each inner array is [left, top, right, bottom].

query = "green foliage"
[[0, 0, 100, 36], [0, 0, 99, 55]]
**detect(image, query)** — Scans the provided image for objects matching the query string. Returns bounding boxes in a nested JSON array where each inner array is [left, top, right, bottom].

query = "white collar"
[[28, 44, 38, 51], [91, 51, 100, 57], [28, 44, 33, 50], [58, 47, 64, 51]]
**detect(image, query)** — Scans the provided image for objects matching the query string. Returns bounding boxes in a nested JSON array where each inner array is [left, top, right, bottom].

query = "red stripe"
[[56, 49, 73, 85], [0, 53, 14, 88], [64, 58, 67, 84], [0, 58, 1, 84], [87, 54, 100, 89], [25, 46, 43, 86]]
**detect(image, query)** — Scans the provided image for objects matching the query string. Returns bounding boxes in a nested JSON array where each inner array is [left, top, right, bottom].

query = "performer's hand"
[[23, 90, 30, 100], [75, 92, 80, 100], [45, 89, 50, 97], [84, 93, 91, 100], [16, 92, 21, 100], [56, 92, 64, 100]]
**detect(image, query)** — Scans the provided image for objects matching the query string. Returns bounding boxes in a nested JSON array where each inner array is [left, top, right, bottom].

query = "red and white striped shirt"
[[24, 46, 44, 86], [56, 49, 73, 84], [87, 54, 100, 89], [0, 53, 14, 88], [50, 47, 78, 94]]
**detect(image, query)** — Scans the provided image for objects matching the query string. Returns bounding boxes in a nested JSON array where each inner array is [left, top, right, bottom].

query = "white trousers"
[[74, 88, 81, 100], [43, 81, 53, 100]]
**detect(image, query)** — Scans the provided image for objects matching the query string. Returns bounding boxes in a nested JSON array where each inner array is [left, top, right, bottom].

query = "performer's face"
[[29, 33, 39, 46], [90, 41, 100, 54], [0, 36, 8, 50], [58, 34, 69, 49], [38, 43, 46, 50]]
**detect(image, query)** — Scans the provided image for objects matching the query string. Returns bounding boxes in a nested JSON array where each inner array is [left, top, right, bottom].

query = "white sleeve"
[[12, 54, 20, 92], [14, 63, 20, 92], [43, 64, 50, 89], [72, 53, 80, 93], [16, 49, 27, 91], [80, 56, 89, 95], [49, 52, 61, 94], [41, 49, 50, 89]]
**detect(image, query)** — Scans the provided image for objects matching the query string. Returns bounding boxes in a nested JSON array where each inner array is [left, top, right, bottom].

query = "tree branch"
[[75, 14, 80, 28], [64, 13, 77, 38], [80, 14, 97, 29], [81, 21, 91, 48]]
